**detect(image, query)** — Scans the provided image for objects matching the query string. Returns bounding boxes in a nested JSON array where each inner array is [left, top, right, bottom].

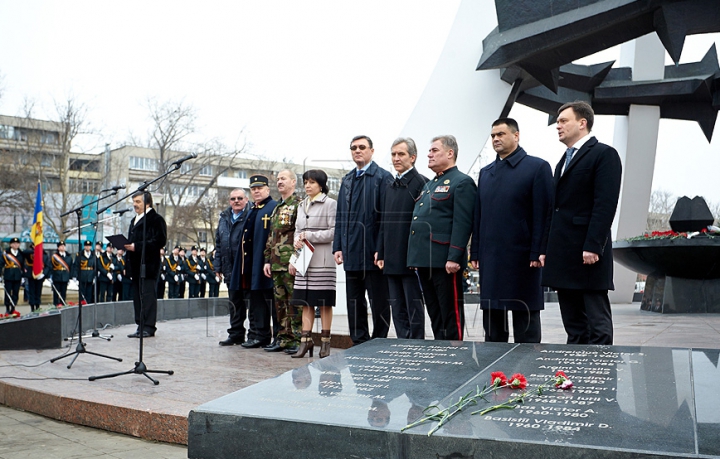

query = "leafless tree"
[[646, 189, 676, 231], [131, 98, 249, 247]]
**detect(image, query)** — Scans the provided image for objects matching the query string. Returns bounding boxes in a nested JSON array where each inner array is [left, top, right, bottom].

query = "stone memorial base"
[[641, 273, 720, 313], [0, 297, 231, 350], [189, 339, 720, 459]]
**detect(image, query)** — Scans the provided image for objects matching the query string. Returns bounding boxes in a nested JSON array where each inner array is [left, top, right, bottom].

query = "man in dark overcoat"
[[542, 101, 622, 345], [376, 137, 429, 339], [216, 188, 250, 345], [229, 175, 277, 348], [125, 191, 167, 338], [333, 135, 393, 346], [470, 118, 553, 343], [407, 135, 476, 341]]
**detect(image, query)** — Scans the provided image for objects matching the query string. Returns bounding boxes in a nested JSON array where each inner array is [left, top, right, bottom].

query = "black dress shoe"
[[142, 331, 154, 338], [219, 337, 244, 346], [241, 338, 270, 349], [284, 345, 299, 355], [127, 331, 141, 338], [263, 342, 283, 352]]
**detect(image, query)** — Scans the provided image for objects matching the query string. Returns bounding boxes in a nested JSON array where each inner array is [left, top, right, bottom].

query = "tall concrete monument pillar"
[[610, 34, 666, 303]]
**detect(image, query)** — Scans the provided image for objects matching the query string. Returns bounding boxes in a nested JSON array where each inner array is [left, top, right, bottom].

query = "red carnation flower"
[[490, 371, 507, 387], [11, 311, 21, 318], [509, 373, 527, 390]]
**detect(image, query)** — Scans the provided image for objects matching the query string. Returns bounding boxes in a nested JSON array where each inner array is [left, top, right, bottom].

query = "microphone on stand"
[[101, 184, 126, 193], [113, 208, 133, 215], [171, 153, 198, 167]]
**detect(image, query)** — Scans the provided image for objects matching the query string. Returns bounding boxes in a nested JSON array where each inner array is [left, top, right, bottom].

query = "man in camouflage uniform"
[[263, 170, 301, 353]]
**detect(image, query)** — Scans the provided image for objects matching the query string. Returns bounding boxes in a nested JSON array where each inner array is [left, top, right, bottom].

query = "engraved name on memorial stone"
[[455, 345, 696, 456]]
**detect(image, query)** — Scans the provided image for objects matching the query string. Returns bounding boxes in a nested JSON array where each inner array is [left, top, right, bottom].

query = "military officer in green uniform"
[[407, 135, 477, 341], [263, 170, 301, 353]]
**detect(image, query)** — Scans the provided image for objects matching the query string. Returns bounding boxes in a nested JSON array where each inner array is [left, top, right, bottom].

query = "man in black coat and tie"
[[125, 191, 167, 338], [376, 137, 429, 339], [542, 101, 622, 345]]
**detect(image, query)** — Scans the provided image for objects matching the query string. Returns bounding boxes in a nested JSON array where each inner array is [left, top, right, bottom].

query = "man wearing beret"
[[408, 135, 477, 341], [229, 175, 277, 348]]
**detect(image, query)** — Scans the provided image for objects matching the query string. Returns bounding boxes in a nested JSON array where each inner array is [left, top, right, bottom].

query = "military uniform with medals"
[[263, 192, 301, 350], [407, 166, 476, 341]]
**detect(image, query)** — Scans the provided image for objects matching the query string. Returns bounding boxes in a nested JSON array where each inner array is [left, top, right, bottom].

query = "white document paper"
[[289, 240, 315, 277]]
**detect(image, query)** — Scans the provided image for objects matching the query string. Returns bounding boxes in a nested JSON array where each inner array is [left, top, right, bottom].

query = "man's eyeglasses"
[[350, 145, 368, 151], [230, 197, 245, 201]]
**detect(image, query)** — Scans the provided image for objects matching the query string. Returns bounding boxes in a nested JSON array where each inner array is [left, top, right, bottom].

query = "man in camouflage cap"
[[263, 170, 301, 353]]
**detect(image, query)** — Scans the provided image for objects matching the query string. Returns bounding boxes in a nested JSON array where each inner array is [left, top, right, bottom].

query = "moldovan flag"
[[30, 182, 44, 278]]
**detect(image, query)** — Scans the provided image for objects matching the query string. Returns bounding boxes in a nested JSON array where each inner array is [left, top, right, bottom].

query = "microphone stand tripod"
[[89, 161, 188, 384], [50, 192, 124, 369]]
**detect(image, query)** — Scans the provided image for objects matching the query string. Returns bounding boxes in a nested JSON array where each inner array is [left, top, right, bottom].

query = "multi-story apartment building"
[[1, 113, 349, 251]]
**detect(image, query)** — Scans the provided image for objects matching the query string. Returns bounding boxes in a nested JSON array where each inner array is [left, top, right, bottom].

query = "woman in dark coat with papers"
[[291, 170, 337, 359]]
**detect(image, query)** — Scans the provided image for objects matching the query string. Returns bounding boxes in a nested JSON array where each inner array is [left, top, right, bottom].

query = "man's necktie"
[[356, 170, 364, 178], [564, 147, 576, 173]]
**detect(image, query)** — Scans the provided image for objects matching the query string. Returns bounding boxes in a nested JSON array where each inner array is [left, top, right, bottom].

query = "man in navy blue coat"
[[333, 135, 393, 345], [470, 118, 553, 343], [230, 175, 277, 348]]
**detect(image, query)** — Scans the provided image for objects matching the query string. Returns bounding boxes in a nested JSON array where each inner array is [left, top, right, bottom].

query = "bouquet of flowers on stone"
[[402, 370, 573, 436]]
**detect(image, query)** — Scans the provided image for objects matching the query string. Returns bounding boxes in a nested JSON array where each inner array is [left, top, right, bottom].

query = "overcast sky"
[[1, 1, 718, 203]]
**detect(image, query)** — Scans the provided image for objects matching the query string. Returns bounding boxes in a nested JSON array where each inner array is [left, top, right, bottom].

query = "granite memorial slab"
[[188, 340, 720, 459]]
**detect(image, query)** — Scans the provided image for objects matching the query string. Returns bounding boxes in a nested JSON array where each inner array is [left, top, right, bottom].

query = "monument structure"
[[402, 0, 720, 302]]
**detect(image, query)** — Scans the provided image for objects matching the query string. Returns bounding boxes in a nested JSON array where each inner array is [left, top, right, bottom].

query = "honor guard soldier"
[[72, 240, 96, 304], [51, 241, 73, 306], [185, 246, 204, 298], [178, 247, 187, 298], [157, 247, 168, 299], [2, 237, 26, 313], [112, 248, 125, 301], [166, 246, 183, 299], [23, 242, 51, 311], [206, 249, 220, 297], [198, 248, 209, 297], [116, 247, 133, 300], [97, 243, 115, 303]]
